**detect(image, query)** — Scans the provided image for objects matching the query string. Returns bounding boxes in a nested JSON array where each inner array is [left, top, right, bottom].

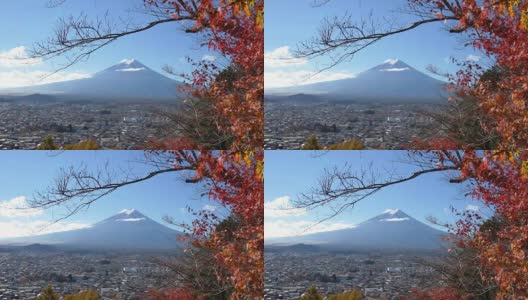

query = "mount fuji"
[[1, 59, 184, 102], [0, 209, 183, 251], [266, 59, 448, 104], [267, 209, 447, 251]]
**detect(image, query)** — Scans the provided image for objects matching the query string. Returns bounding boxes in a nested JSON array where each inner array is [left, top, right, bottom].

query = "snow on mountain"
[[267, 209, 447, 250], [380, 217, 410, 222], [117, 218, 146, 222], [120, 58, 136, 65], [2, 59, 184, 101], [384, 58, 400, 65], [116, 67, 146, 72], [383, 208, 401, 215], [119, 208, 137, 215], [1, 209, 183, 250], [266, 59, 448, 103]]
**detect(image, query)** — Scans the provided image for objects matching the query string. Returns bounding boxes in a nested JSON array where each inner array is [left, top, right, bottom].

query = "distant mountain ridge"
[[1, 59, 184, 102], [267, 209, 447, 251], [266, 59, 448, 104], [0, 209, 183, 250]]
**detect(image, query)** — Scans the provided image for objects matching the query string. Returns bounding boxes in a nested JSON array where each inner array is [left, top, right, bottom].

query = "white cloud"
[[265, 46, 308, 68], [466, 54, 481, 62], [201, 55, 216, 62], [466, 204, 480, 211], [0, 46, 42, 67], [0, 196, 43, 218], [380, 67, 409, 72], [265, 219, 356, 239], [0, 220, 90, 238], [0, 196, 91, 239], [202, 204, 217, 212], [265, 196, 306, 218], [265, 69, 354, 89], [0, 70, 91, 88]]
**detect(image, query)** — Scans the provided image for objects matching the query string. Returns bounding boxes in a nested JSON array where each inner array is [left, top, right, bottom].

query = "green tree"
[[300, 135, 323, 150], [328, 289, 364, 300], [300, 285, 323, 300], [37, 136, 59, 150], [36, 285, 60, 300]]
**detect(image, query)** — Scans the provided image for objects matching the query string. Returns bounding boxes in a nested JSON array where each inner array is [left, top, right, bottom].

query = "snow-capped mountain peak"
[[98, 209, 149, 224], [102, 59, 150, 73], [1, 59, 184, 101], [384, 58, 400, 65], [114, 209, 147, 222], [120, 58, 136, 65], [367, 209, 413, 223], [267, 209, 447, 250], [119, 208, 137, 215], [1, 209, 183, 250], [370, 59, 413, 72], [384, 208, 401, 215]]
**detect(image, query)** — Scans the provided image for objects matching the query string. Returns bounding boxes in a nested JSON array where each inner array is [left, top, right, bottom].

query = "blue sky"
[[0, 151, 221, 238], [264, 151, 489, 239], [264, 0, 489, 89], [0, 0, 215, 88]]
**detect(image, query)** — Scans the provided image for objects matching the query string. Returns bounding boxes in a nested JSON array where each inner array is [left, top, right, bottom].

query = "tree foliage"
[[36, 136, 100, 150], [301, 135, 324, 150], [63, 138, 100, 150], [300, 285, 324, 300], [155, 0, 264, 149], [181, 151, 263, 298], [64, 289, 100, 300], [402, 287, 469, 300], [36, 285, 60, 300], [36, 286, 110, 300], [37, 136, 60, 150], [327, 139, 365, 150]]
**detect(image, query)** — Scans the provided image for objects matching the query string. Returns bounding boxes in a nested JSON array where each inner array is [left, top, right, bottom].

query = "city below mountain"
[[0, 59, 184, 102], [0, 209, 183, 251], [266, 59, 448, 104], [266, 209, 448, 251]]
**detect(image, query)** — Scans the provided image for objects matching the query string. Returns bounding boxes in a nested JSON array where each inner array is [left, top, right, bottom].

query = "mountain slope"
[[1, 209, 183, 250], [2, 59, 184, 101], [266, 59, 448, 103], [267, 209, 447, 250]]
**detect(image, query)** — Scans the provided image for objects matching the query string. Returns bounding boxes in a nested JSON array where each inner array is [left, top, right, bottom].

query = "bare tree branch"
[[294, 151, 466, 225], [295, 1, 466, 70], [31, 0, 206, 72], [30, 151, 202, 224]]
